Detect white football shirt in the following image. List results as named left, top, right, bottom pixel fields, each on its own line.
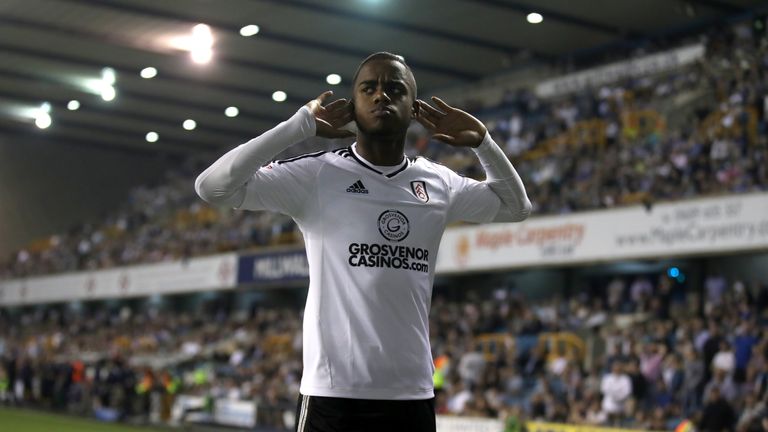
left=238, top=142, right=502, bottom=400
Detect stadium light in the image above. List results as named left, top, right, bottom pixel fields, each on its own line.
left=193, top=24, right=213, bottom=41
left=166, top=24, right=215, bottom=64
left=225, top=106, right=239, bottom=117
left=183, top=119, right=197, bottom=130
left=35, top=103, right=52, bottom=129
left=240, top=24, right=259, bottom=37
left=79, top=75, right=116, bottom=101
left=102, top=67, right=116, bottom=85
left=140, top=67, right=157, bottom=79
left=190, top=24, right=214, bottom=64
left=145, top=131, right=159, bottom=142
left=326, top=74, right=342, bottom=85
left=80, top=67, right=118, bottom=102
left=35, top=114, right=51, bottom=129
left=272, top=91, right=287, bottom=102
left=191, top=49, right=213, bottom=64
left=527, top=12, right=543, bottom=24
left=100, top=85, right=116, bottom=101
left=67, top=100, right=80, bottom=111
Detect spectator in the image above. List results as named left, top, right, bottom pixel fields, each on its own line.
left=713, top=340, right=737, bottom=376
left=625, top=358, right=648, bottom=409
left=703, top=321, right=725, bottom=380
left=705, top=272, right=728, bottom=308
left=639, top=342, right=667, bottom=383
left=607, top=277, right=626, bottom=312
left=630, top=277, right=654, bottom=309
left=734, top=321, right=760, bottom=383
left=682, top=345, right=705, bottom=414
left=446, top=380, right=472, bottom=414
left=585, top=399, right=607, bottom=425
left=600, top=361, right=633, bottom=424
left=736, top=393, right=765, bottom=432
left=704, top=369, right=737, bottom=403
left=458, top=341, right=486, bottom=388
left=699, top=387, right=737, bottom=432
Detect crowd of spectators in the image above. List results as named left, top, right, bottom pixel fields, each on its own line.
left=0, top=304, right=303, bottom=426
left=420, top=22, right=768, bottom=214
left=430, top=272, right=768, bottom=432
left=2, top=21, right=768, bottom=279
left=1, top=272, right=767, bottom=431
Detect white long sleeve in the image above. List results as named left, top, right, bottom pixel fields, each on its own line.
left=472, top=133, right=532, bottom=222
left=195, top=106, right=316, bottom=208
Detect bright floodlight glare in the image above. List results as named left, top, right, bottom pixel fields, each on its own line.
left=225, top=106, right=239, bottom=117
left=35, top=112, right=52, bottom=129
left=192, top=23, right=214, bottom=47
left=272, top=91, right=287, bottom=102
left=101, top=85, right=116, bottom=101
left=67, top=100, right=80, bottom=111
left=527, top=12, right=543, bottom=24
left=183, top=119, right=197, bottom=130
left=189, top=23, right=214, bottom=64
left=191, top=48, right=213, bottom=64
left=326, top=73, right=342, bottom=85
left=40, top=102, right=51, bottom=113
left=240, top=24, right=259, bottom=37
left=102, top=67, right=116, bottom=85
left=140, top=67, right=157, bottom=79
left=193, top=24, right=211, bottom=36
left=145, top=131, right=159, bottom=142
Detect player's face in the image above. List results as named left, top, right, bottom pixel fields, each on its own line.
left=353, top=60, right=416, bottom=136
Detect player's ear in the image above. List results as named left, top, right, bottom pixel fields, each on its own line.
left=411, top=100, right=417, bottom=118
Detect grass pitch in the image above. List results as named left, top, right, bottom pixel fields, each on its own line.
left=0, top=407, right=166, bottom=432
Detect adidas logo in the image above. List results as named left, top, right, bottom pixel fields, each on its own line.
left=346, top=180, right=369, bottom=194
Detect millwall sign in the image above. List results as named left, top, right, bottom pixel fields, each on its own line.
left=237, top=250, right=310, bottom=285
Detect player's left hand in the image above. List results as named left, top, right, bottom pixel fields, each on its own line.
left=415, top=96, right=487, bottom=148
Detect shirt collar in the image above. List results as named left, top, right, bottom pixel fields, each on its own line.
left=350, top=143, right=409, bottom=177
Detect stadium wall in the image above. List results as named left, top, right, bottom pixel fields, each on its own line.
left=0, top=133, right=170, bottom=256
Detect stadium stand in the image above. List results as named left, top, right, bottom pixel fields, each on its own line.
left=1, top=272, right=767, bottom=429
left=2, top=16, right=768, bottom=432
left=2, top=21, right=767, bottom=279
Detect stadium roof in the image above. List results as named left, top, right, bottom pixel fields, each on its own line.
left=0, top=0, right=764, bottom=156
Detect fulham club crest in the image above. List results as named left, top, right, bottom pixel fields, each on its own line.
left=410, top=181, right=429, bottom=203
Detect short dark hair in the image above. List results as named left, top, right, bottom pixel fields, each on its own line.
left=351, top=52, right=417, bottom=99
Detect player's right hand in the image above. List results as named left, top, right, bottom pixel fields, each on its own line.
left=306, top=91, right=356, bottom=139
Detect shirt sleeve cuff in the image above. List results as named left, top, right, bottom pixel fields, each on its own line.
left=297, top=106, right=317, bottom=139
left=471, top=131, right=496, bottom=156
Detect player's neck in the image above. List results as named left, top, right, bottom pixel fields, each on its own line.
left=355, top=135, right=405, bottom=166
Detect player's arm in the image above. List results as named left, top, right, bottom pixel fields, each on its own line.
left=195, top=91, right=354, bottom=210
left=416, top=96, right=532, bottom=223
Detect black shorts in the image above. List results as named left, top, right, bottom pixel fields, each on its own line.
left=294, top=393, right=436, bottom=432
